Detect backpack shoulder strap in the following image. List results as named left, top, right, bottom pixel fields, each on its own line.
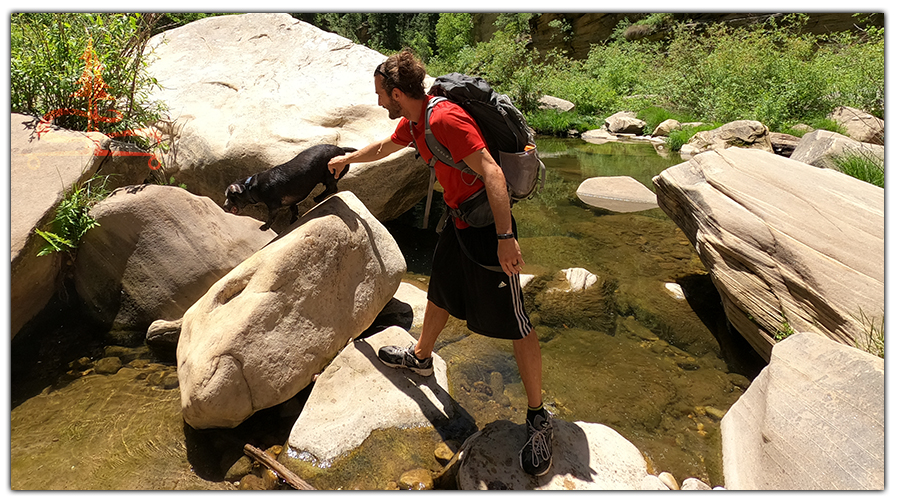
left=423, top=97, right=478, bottom=176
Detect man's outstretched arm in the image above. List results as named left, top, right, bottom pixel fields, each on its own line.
left=327, top=136, right=406, bottom=178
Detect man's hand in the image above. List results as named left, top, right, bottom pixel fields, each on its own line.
left=498, top=238, right=524, bottom=276
left=327, top=155, right=350, bottom=179
left=326, top=137, right=404, bottom=179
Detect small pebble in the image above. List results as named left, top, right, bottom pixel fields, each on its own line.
left=658, top=471, right=679, bottom=490
left=682, top=477, right=712, bottom=490
left=434, top=441, right=456, bottom=462
left=398, top=469, right=433, bottom=490
left=94, top=357, right=122, bottom=375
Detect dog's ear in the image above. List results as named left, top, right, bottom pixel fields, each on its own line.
left=227, top=183, right=244, bottom=195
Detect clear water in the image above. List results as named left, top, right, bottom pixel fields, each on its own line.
left=9, top=137, right=766, bottom=490
left=387, top=137, right=767, bottom=487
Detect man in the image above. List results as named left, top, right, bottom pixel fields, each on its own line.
left=327, top=49, right=552, bottom=477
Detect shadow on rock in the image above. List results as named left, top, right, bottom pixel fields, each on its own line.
left=354, top=338, right=478, bottom=443
left=676, top=273, right=766, bottom=379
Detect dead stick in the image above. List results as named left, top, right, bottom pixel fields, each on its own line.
left=243, top=443, right=316, bottom=490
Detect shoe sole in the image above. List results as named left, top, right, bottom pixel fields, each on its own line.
left=380, top=358, right=434, bottom=377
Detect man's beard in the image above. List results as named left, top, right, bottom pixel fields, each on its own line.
left=385, top=96, right=402, bottom=120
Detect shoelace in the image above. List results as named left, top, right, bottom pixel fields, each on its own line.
left=402, top=344, right=426, bottom=368
left=526, top=419, right=552, bottom=467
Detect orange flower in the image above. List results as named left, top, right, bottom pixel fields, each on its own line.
left=71, top=37, right=118, bottom=131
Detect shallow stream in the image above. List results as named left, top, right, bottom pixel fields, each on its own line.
left=9, top=137, right=766, bottom=490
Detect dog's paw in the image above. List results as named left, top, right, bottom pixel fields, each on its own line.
left=259, top=223, right=270, bottom=231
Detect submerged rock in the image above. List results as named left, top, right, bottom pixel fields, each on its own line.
left=398, top=469, right=434, bottom=490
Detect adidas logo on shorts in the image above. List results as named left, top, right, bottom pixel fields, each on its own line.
left=498, top=281, right=508, bottom=288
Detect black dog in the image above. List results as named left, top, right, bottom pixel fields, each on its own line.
left=223, top=144, right=357, bottom=231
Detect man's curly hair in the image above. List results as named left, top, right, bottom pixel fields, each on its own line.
left=375, top=48, right=426, bottom=100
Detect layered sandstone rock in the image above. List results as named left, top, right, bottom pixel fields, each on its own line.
left=653, top=148, right=883, bottom=360
left=721, top=332, right=884, bottom=490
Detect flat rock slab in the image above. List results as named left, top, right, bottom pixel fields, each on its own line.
left=457, top=419, right=648, bottom=490
left=286, top=326, right=465, bottom=464
left=721, top=332, right=884, bottom=490
left=576, top=176, right=658, bottom=212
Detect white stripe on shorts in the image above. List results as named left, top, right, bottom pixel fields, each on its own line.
left=508, top=273, right=532, bottom=338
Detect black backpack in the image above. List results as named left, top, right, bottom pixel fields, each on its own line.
left=411, top=73, right=545, bottom=229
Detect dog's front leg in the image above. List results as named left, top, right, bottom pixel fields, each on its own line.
left=289, top=204, right=299, bottom=225
left=260, top=210, right=275, bottom=231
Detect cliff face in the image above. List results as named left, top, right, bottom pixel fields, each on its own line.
left=474, top=13, right=884, bottom=60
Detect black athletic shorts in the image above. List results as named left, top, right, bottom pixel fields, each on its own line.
left=427, top=217, right=534, bottom=340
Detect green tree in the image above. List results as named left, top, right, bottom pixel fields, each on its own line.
left=435, top=13, right=473, bottom=61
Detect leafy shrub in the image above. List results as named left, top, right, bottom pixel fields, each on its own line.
left=664, top=123, right=719, bottom=152
left=814, top=21, right=885, bottom=118
left=10, top=13, right=166, bottom=142
left=35, top=175, right=111, bottom=256
left=435, top=13, right=474, bottom=63
left=526, top=109, right=603, bottom=137
left=423, top=13, right=883, bottom=132
left=661, top=15, right=833, bottom=129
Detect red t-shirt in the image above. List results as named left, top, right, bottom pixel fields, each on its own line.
left=391, top=96, right=487, bottom=228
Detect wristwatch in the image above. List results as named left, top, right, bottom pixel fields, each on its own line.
left=497, top=233, right=515, bottom=240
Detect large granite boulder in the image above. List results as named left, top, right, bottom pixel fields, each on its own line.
left=721, top=332, right=884, bottom=490
left=144, top=13, right=429, bottom=228
left=457, top=419, right=649, bottom=490
left=651, top=118, right=681, bottom=137
left=680, top=120, right=774, bottom=157
left=653, top=148, right=883, bottom=360
left=72, top=184, right=274, bottom=333
left=177, top=191, right=406, bottom=429
left=283, top=327, right=473, bottom=473
left=790, top=129, right=885, bottom=171
left=9, top=113, right=154, bottom=338
left=828, top=106, right=884, bottom=145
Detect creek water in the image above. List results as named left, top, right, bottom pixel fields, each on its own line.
left=9, top=137, right=766, bottom=490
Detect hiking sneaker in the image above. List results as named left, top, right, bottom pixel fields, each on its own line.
left=520, top=410, right=553, bottom=476
left=377, top=344, right=434, bottom=377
